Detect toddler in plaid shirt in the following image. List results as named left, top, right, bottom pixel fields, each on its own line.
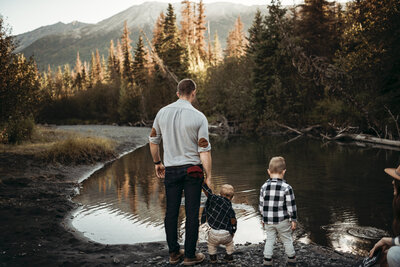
left=201, top=183, right=237, bottom=263
left=259, top=156, right=297, bottom=267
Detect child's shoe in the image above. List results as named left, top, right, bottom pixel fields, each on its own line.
left=287, top=255, right=297, bottom=267
left=224, top=253, right=234, bottom=263
left=209, top=254, right=217, bottom=263
left=263, top=257, right=273, bottom=266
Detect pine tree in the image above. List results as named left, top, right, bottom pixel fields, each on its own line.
left=74, top=52, right=84, bottom=91
left=160, top=4, right=188, bottom=80
left=225, top=16, right=248, bottom=58
left=95, top=49, right=104, bottom=82
left=62, top=64, right=72, bottom=97
left=297, top=0, right=336, bottom=59
left=108, top=40, right=120, bottom=82
left=247, top=9, right=263, bottom=55
left=121, top=21, right=134, bottom=84
left=153, top=12, right=165, bottom=54
left=133, top=36, right=148, bottom=87
left=180, top=0, right=195, bottom=46
left=211, top=31, right=223, bottom=65
left=195, top=0, right=207, bottom=59
left=115, top=40, right=123, bottom=76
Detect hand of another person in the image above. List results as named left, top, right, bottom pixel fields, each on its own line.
left=155, top=163, right=165, bottom=179
left=291, top=221, right=297, bottom=231
left=369, top=237, right=392, bottom=258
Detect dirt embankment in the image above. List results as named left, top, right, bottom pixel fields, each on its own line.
left=0, top=125, right=361, bottom=266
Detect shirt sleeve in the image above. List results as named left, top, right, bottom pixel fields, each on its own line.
left=285, top=186, right=297, bottom=222
left=259, top=186, right=264, bottom=215
left=202, top=183, right=213, bottom=197
left=393, top=236, right=400, bottom=246
left=149, top=112, right=162, bottom=145
left=197, top=115, right=211, bottom=153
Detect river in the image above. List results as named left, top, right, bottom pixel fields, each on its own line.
left=72, top=136, right=399, bottom=255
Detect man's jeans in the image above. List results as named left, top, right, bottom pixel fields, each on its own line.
left=164, top=165, right=203, bottom=258
left=263, top=219, right=296, bottom=258
left=388, top=246, right=400, bottom=267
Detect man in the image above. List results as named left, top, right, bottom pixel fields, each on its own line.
left=149, top=78, right=212, bottom=265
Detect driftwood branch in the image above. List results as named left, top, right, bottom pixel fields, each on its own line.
left=275, top=122, right=400, bottom=148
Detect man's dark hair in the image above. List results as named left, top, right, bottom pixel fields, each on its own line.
left=177, top=79, right=196, bottom=96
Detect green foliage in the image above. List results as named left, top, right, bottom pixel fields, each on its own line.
left=2, top=116, right=35, bottom=144
left=0, top=18, right=41, bottom=144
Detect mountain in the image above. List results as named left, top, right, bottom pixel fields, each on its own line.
left=15, top=21, right=90, bottom=52
left=17, top=2, right=267, bottom=70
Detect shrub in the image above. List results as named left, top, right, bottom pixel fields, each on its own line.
left=1, top=116, right=36, bottom=144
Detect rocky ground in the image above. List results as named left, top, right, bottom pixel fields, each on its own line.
left=0, top=125, right=362, bottom=266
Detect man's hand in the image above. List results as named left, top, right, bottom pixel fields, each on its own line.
left=291, top=221, right=297, bottom=231
left=155, top=163, right=165, bottom=179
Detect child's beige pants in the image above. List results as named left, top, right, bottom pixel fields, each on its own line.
left=207, top=228, right=234, bottom=255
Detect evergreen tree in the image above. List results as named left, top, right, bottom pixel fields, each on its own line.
left=73, top=52, right=83, bottom=92
left=251, top=0, right=308, bottom=127
left=153, top=12, right=165, bottom=54
left=180, top=0, right=195, bottom=46
left=107, top=40, right=120, bottom=82
left=210, top=31, right=223, bottom=66
left=160, top=4, right=188, bottom=80
left=121, top=21, right=134, bottom=84
left=247, top=9, right=263, bottom=55
left=297, top=0, right=336, bottom=59
left=95, top=49, right=104, bottom=83
left=225, top=16, right=248, bottom=58
left=115, top=40, right=123, bottom=76
left=133, top=36, right=148, bottom=87
left=195, top=0, right=207, bottom=59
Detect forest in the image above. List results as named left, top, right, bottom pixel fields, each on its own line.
left=1, top=0, right=399, bottom=143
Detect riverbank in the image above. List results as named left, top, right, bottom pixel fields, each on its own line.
left=0, top=125, right=361, bottom=266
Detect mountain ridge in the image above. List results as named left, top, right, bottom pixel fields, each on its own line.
left=16, top=2, right=268, bottom=69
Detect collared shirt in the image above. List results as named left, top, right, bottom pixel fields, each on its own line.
left=201, top=183, right=237, bottom=235
left=149, top=99, right=211, bottom=167
left=259, top=178, right=297, bottom=224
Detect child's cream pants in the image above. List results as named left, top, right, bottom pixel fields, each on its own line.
left=207, top=228, right=234, bottom=255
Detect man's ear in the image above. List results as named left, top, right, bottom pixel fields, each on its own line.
left=176, top=91, right=180, bottom=98
left=282, top=169, right=286, bottom=175
left=267, top=169, right=271, bottom=176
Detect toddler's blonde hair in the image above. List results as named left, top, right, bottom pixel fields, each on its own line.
left=220, top=184, right=234, bottom=199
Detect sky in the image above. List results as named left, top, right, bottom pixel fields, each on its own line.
left=0, top=0, right=343, bottom=35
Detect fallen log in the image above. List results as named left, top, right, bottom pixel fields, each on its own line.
left=275, top=122, right=400, bottom=148
left=333, top=133, right=400, bottom=147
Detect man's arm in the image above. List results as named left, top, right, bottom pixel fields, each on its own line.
left=200, top=151, right=211, bottom=186
left=150, top=142, right=165, bottom=179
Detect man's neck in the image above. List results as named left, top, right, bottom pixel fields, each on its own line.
left=179, top=96, right=193, bottom=103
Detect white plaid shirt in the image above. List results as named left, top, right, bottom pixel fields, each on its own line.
left=259, top=178, right=297, bottom=224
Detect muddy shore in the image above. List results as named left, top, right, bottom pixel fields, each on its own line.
left=0, top=125, right=361, bottom=266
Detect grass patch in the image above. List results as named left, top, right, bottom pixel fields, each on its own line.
left=0, top=125, right=116, bottom=164
left=41, top=136, right=116, bottom=164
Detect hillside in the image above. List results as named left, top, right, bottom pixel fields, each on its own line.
left=17, top=2, right=266, bottom=70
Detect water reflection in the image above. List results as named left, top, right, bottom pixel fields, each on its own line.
left=72, top=136, right=400, bottom=255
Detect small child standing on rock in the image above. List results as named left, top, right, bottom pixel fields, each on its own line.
left=201, top=182, right=237, bottom=263
left=260, top=156, right=297, bottom=267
